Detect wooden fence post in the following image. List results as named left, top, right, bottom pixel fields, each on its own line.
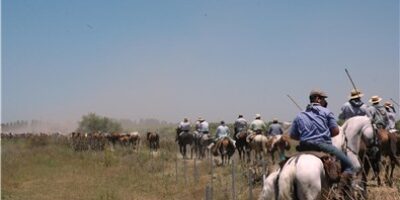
left=248, top=168, right=253, bottom=200
left=231, top=159, right=236, bottom=200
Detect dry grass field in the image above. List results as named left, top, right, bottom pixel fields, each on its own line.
left=2, top=131, right=400, bottom=200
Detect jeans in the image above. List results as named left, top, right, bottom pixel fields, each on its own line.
left=298, top=141, right=355, bottom=174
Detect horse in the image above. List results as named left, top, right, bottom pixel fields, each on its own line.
left=128, top=132, right=141, bottom=151
left=258, top=169, right=281, bottom=200
left=269, top=134, right=291, bottom=164
left=216, top=137, right=236, bottom=165
left=362, top=128, right=399, bottom=187
left=146, top=132, right=159, bottom=152
left=198, top=134, right=214, bottom=159
left=236, top=129, right=251, bottom=163
left=192, top=131, right=203, bottom=159
left=259, top=116, right=374, bottom=200
left=249, top=134, right=270, bottom=162
left=176, top=128, right=194, bottom=159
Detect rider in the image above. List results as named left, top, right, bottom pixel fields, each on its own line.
left=199, top=117, right=209, bottom=135
left=338, top=89, right=369, bottom=121
left=367, top=95, right=389, bottom=130
left=215, top=121, right=235, bottom=147
left=384, top=101, right=397, bottom=133
left=268, top=118, right=283, bottom=136
left=178, top=118, right=191, bottom=135
left=234, top=114, right=248, bottom=139
left=289, top=89, right=355, bottom=198
left=249, top=114, right=267, bottom=135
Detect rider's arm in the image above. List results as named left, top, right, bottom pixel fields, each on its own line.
left=330, top=127, right=339, bottom=137
left=289, top=119, right=300, bottom=141
left=327, top=111, right=339, bottom=137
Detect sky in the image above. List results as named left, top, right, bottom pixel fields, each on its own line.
left=2, top=0, right=399, bottom=126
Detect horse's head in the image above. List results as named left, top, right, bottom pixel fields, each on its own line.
left=339, top=115, right=375, bottom=171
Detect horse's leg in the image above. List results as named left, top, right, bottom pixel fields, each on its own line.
left=389, top=163, right=395, bottom=187
left=190, top=144, right=194, bottom=159
left=183, top=145, right=187, bottom=159
left=270, top=150, right=275, bottom=165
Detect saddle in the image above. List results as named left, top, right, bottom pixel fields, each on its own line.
left=280, top=151, right=341, bottom=183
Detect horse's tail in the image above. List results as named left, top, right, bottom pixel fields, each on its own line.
left=278, top=156, right=297, bottom=200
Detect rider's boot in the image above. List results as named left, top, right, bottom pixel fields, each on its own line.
left=336, top=172, right=353, bottom=200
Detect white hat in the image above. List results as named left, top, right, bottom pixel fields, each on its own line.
left=255, top=114, right=261, bottom=119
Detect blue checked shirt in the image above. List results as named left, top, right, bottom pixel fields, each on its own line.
left=290, top=103, right=338, bottom=144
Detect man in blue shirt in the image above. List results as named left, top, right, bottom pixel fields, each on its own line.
left=338, top=90, right=369, bottom=121
left=268, top=118, right=283, bottom=136
left=290, top=89, right=354, bottom=197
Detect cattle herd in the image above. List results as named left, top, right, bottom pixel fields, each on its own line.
left=1, top=131, right=145, bottom=152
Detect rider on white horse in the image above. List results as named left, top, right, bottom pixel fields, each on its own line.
left=290, top=89, right=355, bottom=198
left=247, top=114, right=267, bottom=142
left=338, top=89, right=369, bottom=121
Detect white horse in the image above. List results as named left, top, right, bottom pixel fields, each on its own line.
left=249, top=134, right=270, bottom=161
left=259, top=169, right=281, bottom=200
left=259, top=116, right=374, bottom=200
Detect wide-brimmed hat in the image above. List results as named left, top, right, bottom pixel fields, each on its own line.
left=349, top=89, right=364, bottom=100
left=198, top=117, right=204, bottom=121
left=384, top=101, right=393, bottom=108
left=272, top=118, right=278, bottom=123
left=255, top=114, right=261, bottom=119
left=309, top=89, right=328, bottom=98
left=369, top=95, right=382, bottom=104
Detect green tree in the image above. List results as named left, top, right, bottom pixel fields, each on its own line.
left=77, top=113, right=122, bottom=133
left=396, top=120, right=400, bottom=130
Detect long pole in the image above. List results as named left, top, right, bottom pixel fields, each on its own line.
left=345, top=68, right=358, bottom=92
left=390, top=98, right=400, bottom=107
left=287, top=94, right=302, bottom=111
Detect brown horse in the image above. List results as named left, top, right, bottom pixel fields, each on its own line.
left=146, top=132, right=159, bottom=152
left=268, top=134, right=291, bottom=164
left=235, top=130, right=251, bottom=163
left=363, top=128, right=399, bottom=187
left=216, top=137, right=235, bottom=165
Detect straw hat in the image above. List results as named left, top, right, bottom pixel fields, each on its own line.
left=384, top=101, right=393, bottom=108
left=349, top=89, right=364, bottom=100
left=272, top=118, right=278, bottom=123
left=369, top=95, right=382, bottom=104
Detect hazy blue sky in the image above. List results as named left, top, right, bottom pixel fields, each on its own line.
left=2, top=0, right=399, bottom=125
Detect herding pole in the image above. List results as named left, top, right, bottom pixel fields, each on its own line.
left=345, top=68, right=359, bottom=92
left=390, top=98, right=400, bottom=107
left=287, top=94, right=303, bottom=111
